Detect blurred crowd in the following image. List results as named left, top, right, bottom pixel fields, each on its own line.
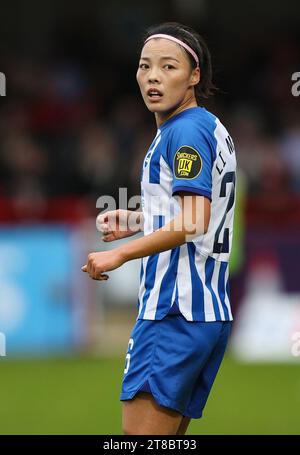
left=0, top=32, right=299, bottom=222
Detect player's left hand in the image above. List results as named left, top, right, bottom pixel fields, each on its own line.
left=81, top=249, right=124, bottom=280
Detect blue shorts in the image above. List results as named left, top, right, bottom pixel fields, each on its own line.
left=120, top=313, right=232, bottom=419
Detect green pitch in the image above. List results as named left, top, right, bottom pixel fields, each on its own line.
left=0, top=355, right=299, bottom=434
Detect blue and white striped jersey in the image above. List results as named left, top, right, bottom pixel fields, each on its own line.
left=137, top=106, right=236, bottom=322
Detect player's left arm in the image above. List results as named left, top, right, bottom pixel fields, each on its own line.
left=82, top=192, right=210, bottom=280
left=82, top=120, right=214, bottom=281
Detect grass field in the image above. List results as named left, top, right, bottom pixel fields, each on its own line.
left=0, top=354, right=299, bottom=435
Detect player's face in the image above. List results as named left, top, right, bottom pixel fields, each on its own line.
left=136, top=38, right=200, bottom=123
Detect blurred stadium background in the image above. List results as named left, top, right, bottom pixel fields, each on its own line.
left=0, top=0, right=300, bottom=435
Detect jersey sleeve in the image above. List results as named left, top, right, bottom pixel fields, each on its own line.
left=167, top=120, right=215, bottom=201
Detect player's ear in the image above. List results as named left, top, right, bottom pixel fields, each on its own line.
left=190, top=67, right=200, bottom=87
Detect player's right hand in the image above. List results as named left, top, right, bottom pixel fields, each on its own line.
left=96, top=209, right=142, bottom=242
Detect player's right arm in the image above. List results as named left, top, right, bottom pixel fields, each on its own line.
left=97, top=209, right=144, bottom=242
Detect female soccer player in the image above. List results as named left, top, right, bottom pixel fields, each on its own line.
left=82, top=22, right=236, bottom=435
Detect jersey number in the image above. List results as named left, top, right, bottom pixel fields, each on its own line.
left=213, top=171, right=236, bottom=254
left=124, top=338, right=134, bottom=374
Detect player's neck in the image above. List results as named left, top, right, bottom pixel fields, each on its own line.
left=155, top=98, right=198, bottom=128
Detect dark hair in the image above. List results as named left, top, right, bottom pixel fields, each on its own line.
left=139, top=22, right=216, bottom=103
